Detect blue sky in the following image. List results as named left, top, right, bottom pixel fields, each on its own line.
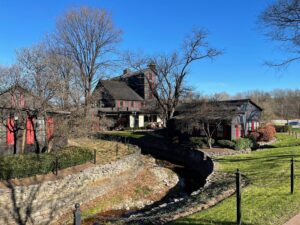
left=0, top=0, right=299, bottom=95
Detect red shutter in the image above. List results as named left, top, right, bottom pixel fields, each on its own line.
left=47, top=118, right=54, bottom=141
left=117, top=100, right=120, bottom=108
left=26, top=118, right=34, bottom=144
left=251, top=120, right=255, bottom=131
left=235, top=125, right=240, bottom=139
left=223, top=125, right=227, bottom=138
left=7, top=118, right=14, bottom=145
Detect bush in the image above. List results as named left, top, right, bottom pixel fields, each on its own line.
left=258, top=124, right=276, bottom=142
left=248, top=131, right=261, bottom=141
left=0, top=147, right=93, bottom=180
left=274, top=124, right=292, bottom=133
left=234, top=138, right=253, bottom=151
left=216, top=140, right=235, bottom=149
left=190, top=137, right=207, bottom=148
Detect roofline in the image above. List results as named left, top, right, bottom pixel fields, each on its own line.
left=218, top=99, right=263, bottom=111
left=97, top=80, right=144, bottom=101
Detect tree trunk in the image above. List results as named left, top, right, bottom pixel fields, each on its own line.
left=208, top=137, right=212, bottom=149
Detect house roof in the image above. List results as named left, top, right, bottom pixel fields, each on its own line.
left=176, top=99, right=263, bottom=112
left=218, top=99, right=263, bottom=111
left=111, top=68, right=149, bottom=81
left=0, top=84, right=33, bottom=96
left=175, top=99, right=263, bottom=121
left=100, top=80, right=143, bottom=101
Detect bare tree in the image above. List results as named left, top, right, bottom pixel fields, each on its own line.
left=178, top=100, right=231, bottom=148
left=260, top=0, right=300, bottom=67
left=125, top=28, right=222, bottom=122
left=16, top=43, right=58, bottom=108
left=51, top=6, right=122, bottom=114
left=47, top=50, right=81, bottom=110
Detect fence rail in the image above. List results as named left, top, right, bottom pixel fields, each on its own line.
left=71, top=156, right=300, bottom=225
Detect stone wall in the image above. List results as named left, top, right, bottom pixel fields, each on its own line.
left=0, top=148, right=143, bottom=225
left=96, top=133, right=214, bottom=179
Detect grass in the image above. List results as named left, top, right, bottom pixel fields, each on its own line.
left=271, top=133, right=300, bottom=148
left=174, top=134, right=300, bottom=225
left=68, top=138, right=136, bottom=165
left=102, top=130, right=147, bottom=139
left=292, top=128, right=300, bottom=133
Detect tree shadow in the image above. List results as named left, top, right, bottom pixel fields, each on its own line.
left=0, top=168, right=77, bottom=225
left=173, top=218, right=254, bottom=225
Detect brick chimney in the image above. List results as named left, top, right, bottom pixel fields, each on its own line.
left=148, top=63, right=156, bottom=72
left=123, top=68, right=131, bottom=75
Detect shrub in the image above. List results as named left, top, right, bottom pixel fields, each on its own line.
left=190, top=137, right=207, bottom=149
left=216, top=140, right=235, bottom=149
left=274, top=124, right=292, bottom=133
left=258, top=124, right=276, bottom=142
left=234, top=138, right=253, bottom=151
left=0, top=147, right=93, bottom=180
left=247, top=133, right=260, bottom=150
left=248, top=131, right=261, bottom=141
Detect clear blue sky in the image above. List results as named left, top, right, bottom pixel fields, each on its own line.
left=0, top=0, right=299, bottom=95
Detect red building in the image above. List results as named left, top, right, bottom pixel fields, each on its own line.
left=0, top=85, right=69, bottom=155
left=92, top=64, right=162, bottom=130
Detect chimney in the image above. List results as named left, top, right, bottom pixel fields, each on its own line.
left=148, top=62, right=156, bottom=72
left=123, top=68, right=131, bottom=75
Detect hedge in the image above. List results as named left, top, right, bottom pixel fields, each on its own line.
left=216, top=140, right=235, bottom=149
left=0, top=147, right=93, bottom=180
left=234, top=138, right=253, bottom=151
left=274, top=125, right=292, bottom=133
left=189, top=137, right=216, bottom=149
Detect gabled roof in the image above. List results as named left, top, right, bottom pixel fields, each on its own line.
left=175, top=99, right=263, bottom=121
left=99, top=80, right=143, bottom=101
left=0, top=84, right=33, bottom=96
left=218, top=99, right=263, bottom=111
left=176, top=99, right=263, bottom=112
left=111, top=68, right=149, bottom=81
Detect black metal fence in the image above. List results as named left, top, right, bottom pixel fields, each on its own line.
left=71, top=156, right=298, bottom=225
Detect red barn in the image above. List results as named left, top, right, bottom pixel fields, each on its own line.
left=0, top=85, right=70, bottom=155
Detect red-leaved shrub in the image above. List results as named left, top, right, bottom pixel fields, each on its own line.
left=257, top=124, right=276, bottom=142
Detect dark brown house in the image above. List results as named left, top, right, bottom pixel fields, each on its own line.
left=171, top=99, right=263, bottom=140
left=0, top=85, right=70, bottom=155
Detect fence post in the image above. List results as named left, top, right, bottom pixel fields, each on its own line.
left=236, top=169, right=242, bottom=225
left=291, top=157, right=294, bottom=194
left=93, top=149, right=97, bottom=164
left=116, top=143, right=119, bottom=158
left=55, top=156, right=58, bottom=176
left=74, top=203, right=81, bottom=225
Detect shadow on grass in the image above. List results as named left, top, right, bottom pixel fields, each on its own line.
left=173, top=218, right=254, bottom=225
left=216, top=153, right=300, bottom=164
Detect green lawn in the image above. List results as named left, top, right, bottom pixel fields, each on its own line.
left=292, top=128, right=300, bottom=133
left=271, top=133, right=300, bottom=148
left=174, top=134, right=300, bottom=225
left=102, top=130, right=147, bottom=139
